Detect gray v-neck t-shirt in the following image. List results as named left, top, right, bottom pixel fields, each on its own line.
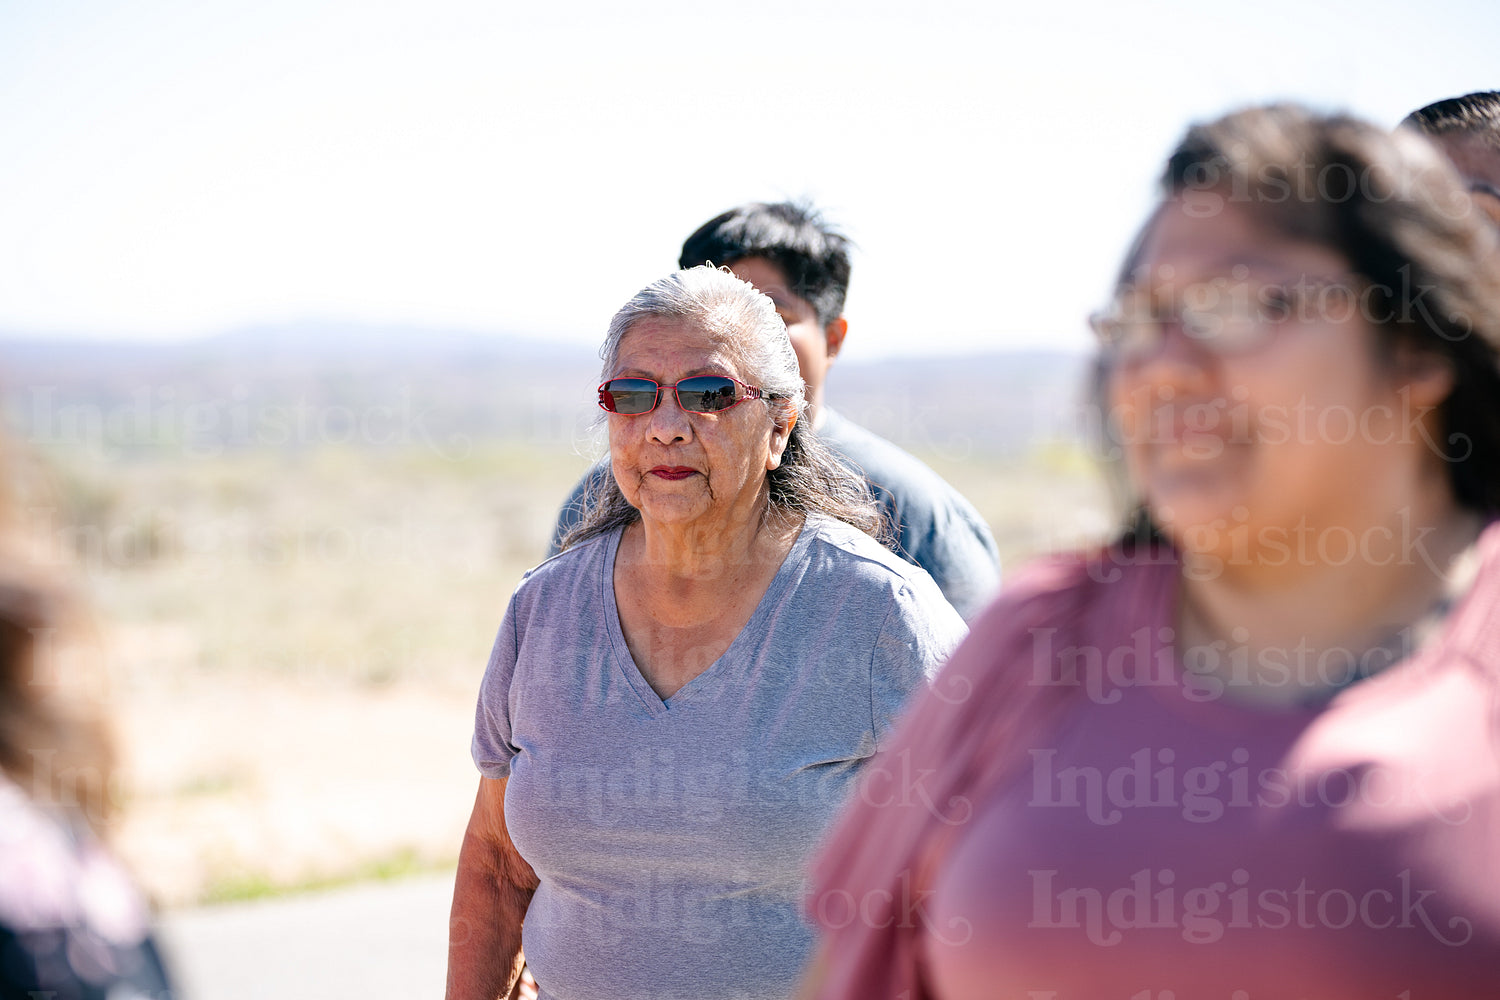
left=472, top=514, right=967, bottom=1000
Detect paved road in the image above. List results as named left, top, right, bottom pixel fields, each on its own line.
left=156, top=869, right=457, bottom=1000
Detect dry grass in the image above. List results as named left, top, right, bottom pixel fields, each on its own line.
left=28, top=437, right=1109, bottom=907
left=35, top=442, right=592, bottom=906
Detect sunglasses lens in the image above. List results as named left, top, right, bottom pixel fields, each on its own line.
left=675, top=376, right=739, bottom=412
left=600, top=378, right=659, bottom=414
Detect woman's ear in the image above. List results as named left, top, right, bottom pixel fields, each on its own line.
left=1391, top=338, right=1455, bottom=409
left=766, top=406, right=798, bottom=471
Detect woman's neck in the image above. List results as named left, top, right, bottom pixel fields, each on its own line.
left=1175, top=494, right=1484, bottom=707
left=613, top=506, right=804, bottom=699
left=621, top=503, right=802, bottom=624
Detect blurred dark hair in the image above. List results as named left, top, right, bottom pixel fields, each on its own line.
left=678, top=201, right=853, bottom=327
left=1094, top=103, right=1500, bottom=541
left=1403, top=91, right=1500, bottom=151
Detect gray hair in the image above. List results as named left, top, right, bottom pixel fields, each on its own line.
left=561, top=266, right=888, bottom=549
left=601, top=264, right=807, bottom=414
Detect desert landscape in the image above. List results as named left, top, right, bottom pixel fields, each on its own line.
left=2, top=332, right=1111, bottom=908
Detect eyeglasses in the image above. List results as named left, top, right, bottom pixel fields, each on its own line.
left=1091, top=275, right=1362, bottom=363
left=597, top=375, right=766, bottom=415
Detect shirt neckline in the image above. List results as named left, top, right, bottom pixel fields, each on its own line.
left=601, top=515, right=817, bottom=715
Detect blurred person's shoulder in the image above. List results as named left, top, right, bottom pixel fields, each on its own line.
left=966, top=542, right=1177, bottom=642
left=819, top=408, right=1002, bottom=614
left=0, top=774, right=165, bottom=983
left=547, top=460, right=610, bottom=557
left=819, top=408, right=977, bottom=506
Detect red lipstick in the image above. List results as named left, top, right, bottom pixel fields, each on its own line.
left=651, top=466, right=697, bottom=480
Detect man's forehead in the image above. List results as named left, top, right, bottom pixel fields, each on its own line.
left=1432, top=134, right=1500, bottom=228
left=728, top=257, right=815, bottom=312
left=1434, top=133, right=1500, bottom=191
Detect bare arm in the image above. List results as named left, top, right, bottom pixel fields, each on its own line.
left=446, top=776, right=539, bottom=1000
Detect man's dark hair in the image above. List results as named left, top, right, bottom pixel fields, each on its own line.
left=1403, top=91, right=1500, bottom=151
left=678, top=201, right=852, bottom=326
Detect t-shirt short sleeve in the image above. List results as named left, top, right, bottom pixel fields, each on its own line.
left=471, top=592, right=523, bottom=779
left=870, top=577, right=967, bottom=748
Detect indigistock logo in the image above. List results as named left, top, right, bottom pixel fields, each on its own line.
left=1175, top=150, right=1477, bottom=225
left=520, top=866, right=810, bottom=948
left=1028, top=624, right=1434, bottom=705
left=22, top=384, right=472, bottom=459
left=1027, top=747, right=1472, bottom=826
left=25, top=503, right=482, bottom=576
left=810, top=866, right=972, bottom=946
left=856, top=747, right=973, bottom=826
left=1028, top=868, right=1473, bottom=947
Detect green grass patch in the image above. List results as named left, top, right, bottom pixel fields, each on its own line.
left=199, top=847, right=457, bottom=906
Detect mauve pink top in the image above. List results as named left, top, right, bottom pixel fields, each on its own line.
left=809, top=527, right=1500, bottom=999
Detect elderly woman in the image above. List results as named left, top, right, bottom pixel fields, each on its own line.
left=446, top=266, right=966, bottom=1000
left=802, top=105, right=1500, bottom=998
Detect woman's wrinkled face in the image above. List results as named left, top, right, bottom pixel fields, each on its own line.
left=607, top=316, right=792, bottom=529
left=1104, top=190, right=1449, bottom=562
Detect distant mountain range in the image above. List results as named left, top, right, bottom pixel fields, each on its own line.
left=0, top=323, right=1093, bottom=459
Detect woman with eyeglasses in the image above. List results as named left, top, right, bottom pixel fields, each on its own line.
left=799, top=105, right=1500, bottom=999
left=446, top=265, right=966, bottom=1000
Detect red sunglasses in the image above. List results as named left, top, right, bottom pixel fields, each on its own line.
left=597, top=375, right=765, bottom=415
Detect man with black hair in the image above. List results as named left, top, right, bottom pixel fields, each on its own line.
left=1404, top=91, right=1500, bottom=227
left=550, top=201, right=1000, bottom=620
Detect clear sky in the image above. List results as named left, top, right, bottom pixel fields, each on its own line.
left=1, top=0, right=1496, bottom=359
